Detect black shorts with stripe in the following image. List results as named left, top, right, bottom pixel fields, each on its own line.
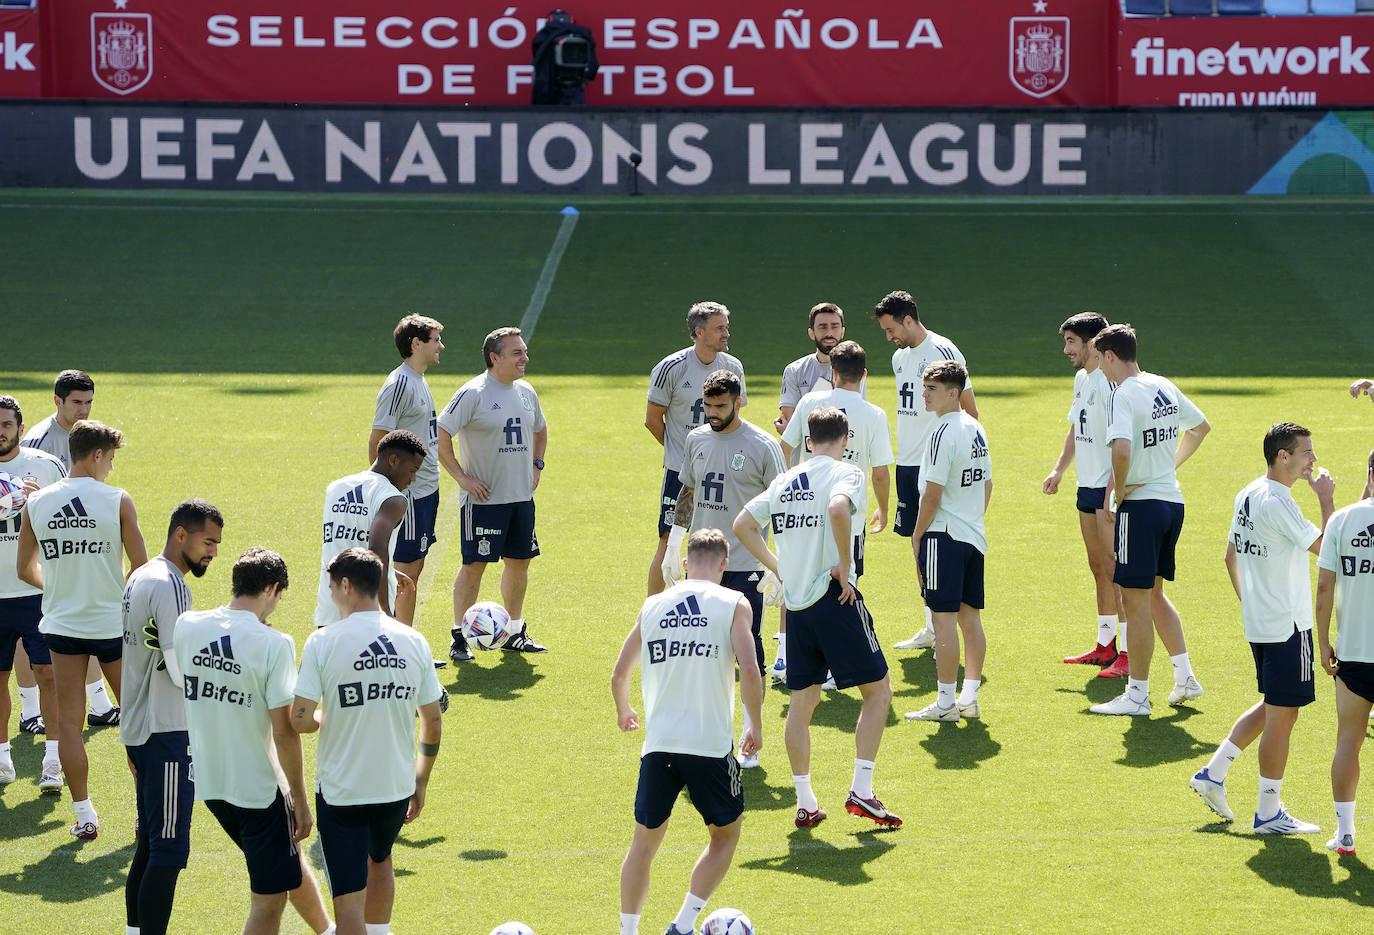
left=635, top=750, right=743, bottom=829
left=128, top=730, right=194, bottom=869
left=1251, top=626, right=1316, bottom=708
left=206, top=789, right=303, bottom=895
left=785, top=580, right=887, bottom=691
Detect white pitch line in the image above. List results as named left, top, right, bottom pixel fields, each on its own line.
left=518, top=208, right=580, bottom=342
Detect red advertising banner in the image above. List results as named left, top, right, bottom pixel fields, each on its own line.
left=0, top=10, right=40, bottom=98
left=33, top=0, right=1111, bottom=106
left=1117, top=15, right=1374, bottom=108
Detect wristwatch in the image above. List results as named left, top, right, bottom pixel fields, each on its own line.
left=532, top=458, right=545, bottom=470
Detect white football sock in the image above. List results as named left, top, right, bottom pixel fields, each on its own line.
left=1097, top=615, right=1117, bottom=647
left=1169, top=652, right=1194, bottom=686
left=127, top=926, right=141, bottom=935
left=44, top=739, right=59, bottom=763
left=620, top=913, right=640, bottom=935
left=793, top=774, right=818, bottom=812
left=73, top=797, right=98, bottom=825
left=509, top=617, right=526, bottom=635
left=1127, top=678, right=1149, bottom=701
left=1205, top=739, right=1243, bottom=782
left=1118, top=619, right=1128, bottom=651
left=0, top=741, right=10, bottom=766
left=775, top=633, right=787, bottom=665
left=936, top=681, right=956, bottom=709
left=319, top=925, right=336, bottom=935
left=364, top=923, right=389, bottom=935
left=957, top=679, right=981, bottom=706
left=1257, top=776, right=1283, bottom=821
left=852, top=758, right=875, bottom=799
left=18, top=685, right=38, bottom=720
left=672, top=893, right=707, bottom=933
left=1336, top=800, right=1356, bottom=839
left=87, top=680, right=114, bottom=715
left=923, top=606, right=934, bottom=629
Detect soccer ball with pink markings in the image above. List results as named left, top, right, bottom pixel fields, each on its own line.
left=0, top=473, right=26, bottom=523
left=462, top=601, right=513, bottom=650
left=702, top=908, right=755, bottom=935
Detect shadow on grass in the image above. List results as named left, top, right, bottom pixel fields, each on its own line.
left=1053, top=674, right=1127, bottom=707
left=0, top=792, right=63, bottom=840
left=222, top=385, right=310, bottom=396
left=894, top=653, right=938, bottom=699
left=458, top=848, right=509, bottom=861
left=0, top=839, right=135, bottom=901
left=1244, top=836, right=1374, bottom=907
left=444, top=652, right=543, bottom=700
left=739, top=829, right=897, bottom=886
left=1117, top=706, right=1210, bottom=768
left=808, top=691, right=900, bottom=732
left=740, top=765, right=795, bottom=813
left=914, top=718, right=1002, bottom=770
left=4, top=376, right=52, bottom=392
left=1189, top=387, right=1273, bottom=397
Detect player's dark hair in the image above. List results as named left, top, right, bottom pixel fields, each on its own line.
left=1060, top=312, right=1109, bottom=342
left=686, top=528, right=729, bottom=564
left=1367, top=449, right=1374, bottom=476
left=1093, top=324, right=1138, bottom=362
left=873, top=290, right=918, bottom=324
left=923, top=360, right=968, bottom=393
left=483, top=327, right=522, bottom=370
left=807, top=406, right=849, bottom=446
left=687, top=301, right=729, bottom=340
left=327, top=547, right=383, bottom=597
left=167, top=498, right=224, bottom=539
left=378, top=429, right=427, bottom=460
left=1263, top=422, right=1311, bottom=466
left=829, top=341, right=866, bottom=383
left=394, top=314, right=443, bottom=360
left=232, top=547, right=288, bottom=597
left=809, top=302, right=844, bottom=329
left=68, top=420, right=124, bottom=463
left=0, top=395, right=20, bottom=424
left=701, top=369, right=741, bottom=400
left=53, top=370, right=94, bottom=401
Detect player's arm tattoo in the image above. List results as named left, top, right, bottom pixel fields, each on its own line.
left=673, top=486, right=695, bottom=529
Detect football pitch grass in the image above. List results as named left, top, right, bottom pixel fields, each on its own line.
left=2, top=190, right=1374, bottom=933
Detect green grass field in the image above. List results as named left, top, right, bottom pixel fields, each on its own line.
left=3, top=191, right=1374, bottom=934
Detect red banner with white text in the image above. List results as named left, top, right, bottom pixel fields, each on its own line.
left=1116, top=15, right=1374, bottom=108
left=0, top=9, right=40, bottom=97
left=31, top=0, right=1112, bottom=106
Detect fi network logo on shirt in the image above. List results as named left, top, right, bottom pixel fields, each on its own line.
left=354, top=633, right=407, bottom=671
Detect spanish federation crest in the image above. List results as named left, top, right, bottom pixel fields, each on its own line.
left=92, top=13, right=153, bottom=95
left=1009, top=16, right=1068, bottom=99
left=731, top=452, right=746, bottom=472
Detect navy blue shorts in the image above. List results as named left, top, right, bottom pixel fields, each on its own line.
left=1336, top=660, right=1374, bottom=705
left=206, top=790, right=303, bottom=895
left=44, top=632, right=122, bottom=664
left=0, top=595, right=48, bottom=668
left=720, top=570, right=765, bottom=674
left=461, top=499, right=539, bottom=565
left=1251, top=627, right=1316, bottom=708
left=893, top=465, right=920, bottom=537
left=918, top=531, right=985, bottom=613
left=128, top=731, right=194, bottom=869
left=657, top=469, right=683, bottom=537
left=316, top=793, right=410, bottom=897
left=785, top=580, right=887, bottom=691
left=635, top=750, right=743, bottom=829
left=854, top=532, right=866, bottom=580
left=394, top=489, right=439, bottom=564
left=1077, top=486, right=1108, bottom=514
left=1113, top=499, right=1185, bottom=588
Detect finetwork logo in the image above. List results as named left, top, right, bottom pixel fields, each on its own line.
left=354, top=633, right=408, bottom=670
left=193, top=634, right=242, bottom=674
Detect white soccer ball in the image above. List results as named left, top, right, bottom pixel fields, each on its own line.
left=0, top=472, right=26, bottom=523
left=488, top=923, right=536, bottom=935
left=462, top=601, right=513, bottom=650
left=702, top=908, right=755, bottom=935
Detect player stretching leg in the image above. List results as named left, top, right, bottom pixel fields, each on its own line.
left=736, top=407, right=900, bottom=829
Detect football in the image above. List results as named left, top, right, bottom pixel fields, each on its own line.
left=702, top=908, right=755, bottom=935
left=488, top=923, right=536, bottom=935
left=462, top=601, right=513, bottom=650
left=0, top=472, right=26, bottom=523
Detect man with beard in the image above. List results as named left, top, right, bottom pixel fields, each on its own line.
left=120, top=499, right=223, bottom=935
left=645, top=302, right=747, bottom=597
left=661, top=370, right=784, bottom=769
left=775, top=303, right=849, bottom=444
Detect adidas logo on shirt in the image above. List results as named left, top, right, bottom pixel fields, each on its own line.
left=971, top=431, right=988, bottom=459
left=47, top=497, right=97, bottom=530
left=193, top=635, right=242, bottom=674
left=658, top=594, right=709, bottom=629
left=1151, top=389, right=1178, bottom=419
left=778, top=473, right=814, bottom=503
left=354, top=633, right=408, bottom=670
left=1351, top=523, right=1374, bottom=548
left=1237, top=497, right=1255, bottom=531
left=330, top=485, right=368, bottom=516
